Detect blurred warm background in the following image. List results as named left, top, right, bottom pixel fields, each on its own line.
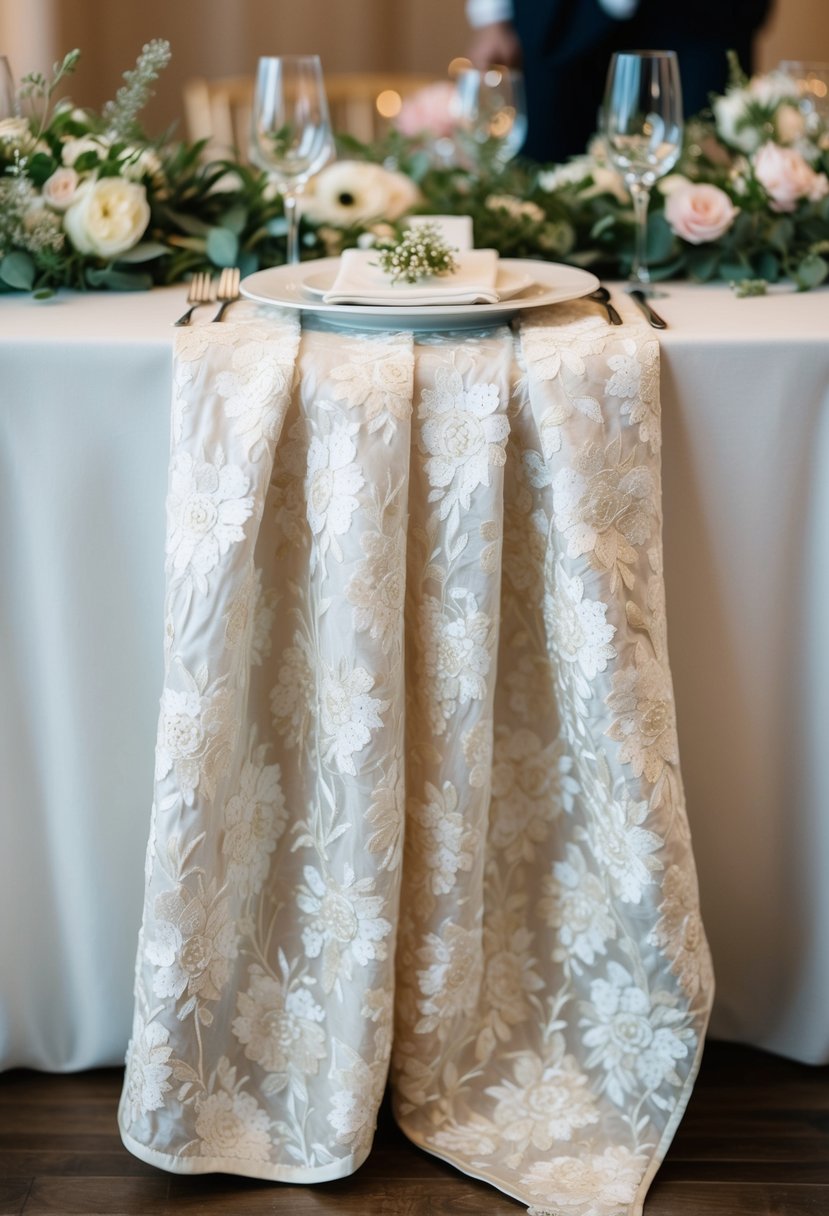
left=2, top=0, right=829, bottom=136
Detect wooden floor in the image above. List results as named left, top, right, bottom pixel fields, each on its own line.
left=0, top=1041, right=827, bottom=1215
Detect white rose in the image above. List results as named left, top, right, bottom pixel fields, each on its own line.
left=42, top=167, right=81, bottom=212
left=301, top=160, right=420, bottom=225
left=713, top=90, right=759, bottom=153
left=664, top=183, right=739, bottom=244
left=753, top=142, right=829, bottom=212
left=0, top=117, right=31, bottom=145
left=749, top=71, right=798, bottom=107
left=61, top=136, right=106, bottom=167
left=63, top=176, right=151, bottom=257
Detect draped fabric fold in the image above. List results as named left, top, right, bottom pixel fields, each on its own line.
left=119, top=302, right=713, bottom=1216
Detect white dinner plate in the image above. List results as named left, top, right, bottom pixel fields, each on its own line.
left=240, top=258, right=600, bottom=331
left=300, top=263, right=536, bottom=302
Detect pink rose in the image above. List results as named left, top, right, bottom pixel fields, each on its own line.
left=753, top=142, right=829, bottom=212
left=664, top=183, right=739, bottom=244
left=394, top=82, right=458, bottom=139
left=41, top=166, right=81, bottom=212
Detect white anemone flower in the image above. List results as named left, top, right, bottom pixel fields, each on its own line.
left=301, top=160, right=420, bottom=226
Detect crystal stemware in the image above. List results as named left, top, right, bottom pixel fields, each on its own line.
left=250, top=55, right=333, bottom=264
left=453, top=66, right=527, bottom=173
left=778, top=60, right=829, bottom=131
left=0, top=56, right=15, bottom=120
left=602, top=50, right=683, bottom=294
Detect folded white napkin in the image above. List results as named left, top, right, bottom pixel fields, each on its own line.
left=323, top=248, right=500, bottom=306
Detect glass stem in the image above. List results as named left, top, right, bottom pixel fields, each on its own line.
left=284, top=191, right=300, bottom=265
left=629, top=181, right=651, bottom=287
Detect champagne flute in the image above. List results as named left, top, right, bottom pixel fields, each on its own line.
left=602, top=50, right=683, bottom=293
left=0, top=56, right=15, bottom=120
left=250, top=55, right=333, bottom=264
left=453, top=66, right=528, bottom=172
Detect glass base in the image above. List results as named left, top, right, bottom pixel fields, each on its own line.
left=626, top=283, right=670, bottom=299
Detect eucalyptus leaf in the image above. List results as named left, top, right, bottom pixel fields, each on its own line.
left=206, top=226, right=239, bottom=267
left=645, top=212, right=675, bottom=263
left=794, top=253, right=828, bottom=290
left=84, top=266, right=154, bottom=291
left=114, top=241, right=170, bottom=263
left=220, top=203, right=248, bottom=235
left=0, top=252, right=36, bottom=290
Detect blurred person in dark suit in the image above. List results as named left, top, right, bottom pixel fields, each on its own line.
left=466, top=0, right=774, bottom=162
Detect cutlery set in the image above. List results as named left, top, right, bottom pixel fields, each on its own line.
left=590, top=285, right=668, bottom=328
left=174, top=267, right=241, bottom=326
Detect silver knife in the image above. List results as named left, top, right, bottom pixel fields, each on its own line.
left=629, top=289, right=668, bottom=329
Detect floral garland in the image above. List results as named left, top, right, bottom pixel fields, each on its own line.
left=1, top=45, right=828, bottom=294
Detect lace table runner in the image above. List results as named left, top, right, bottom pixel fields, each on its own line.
left=119, top=302, right=713, bottom=1216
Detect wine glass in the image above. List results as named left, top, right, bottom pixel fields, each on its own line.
left=0, top=56, right=15, bottom=120
left=602, top=50, right=683, bottom=293
left=778, top=60, right=829, bottom=131
left=453, top=66, right=528, bottom=172
left=250, top=55, right=333, bottom=264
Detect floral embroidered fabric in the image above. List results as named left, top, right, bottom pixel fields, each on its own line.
left=119, top=302, right=714, bottom=1216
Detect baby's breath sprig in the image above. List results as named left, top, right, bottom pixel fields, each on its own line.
left=374, top=222, right=459, bottom=285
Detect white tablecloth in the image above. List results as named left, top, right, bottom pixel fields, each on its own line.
left=1, top=283, right=828, bottom=1070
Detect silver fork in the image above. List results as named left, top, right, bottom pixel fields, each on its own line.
left=173, top=272, right=213, bottom=326
left=211, top=267, right=241, bottom=322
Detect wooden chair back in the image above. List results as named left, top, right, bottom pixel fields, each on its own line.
left=183, top=71, right=438, bottom=158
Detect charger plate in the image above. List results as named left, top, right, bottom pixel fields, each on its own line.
left=240, top=257, right=599, bottom=331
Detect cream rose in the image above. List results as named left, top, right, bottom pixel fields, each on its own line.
left=63, top=177, right=151, bottom=257
left=42, top=167, right=82, bottom=212
left=753, top=142, right=829, bottom=212
left=61, top=136, right=106, bottom=167
left=713, top=90, right=759, bottom=153
left=301, top=160, right=420, bottom=225
left=664, top=182, right=739, bottom=244
left=0, top=116, right=31, bottom=146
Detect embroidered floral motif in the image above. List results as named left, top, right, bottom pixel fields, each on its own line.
left=166, top=448, right=254, bottom=594
left=605, top=642, right=679, bottom=783
left=552, top=441, right=656, bottom=590
left=522, top=1146, right=649, bottom=1216
left=415, top=922, right=484, bottom=1034
left=406, top=780, right=477, bottom=898
left=154, top=660, right=235, bottom=807
left=298, top=865, right=392, bottom=995
left=418, top=366, right=509, bottom=523
left=215, top=326, right=298, bottom=459
left=544, top=562, right=617, bottom=680
left=122, top=1015, right=173, bottom=1122
left=319, top=660, right=389, bottom=776
left=488, top=1039, right=599, bottom=1152
left=580, top=962, right=693, bottom=1106
left=147, top=879, right=238, bottom=1007
left=232, top=963, right=326, bottom=1083
left=222, top=742, right=287, bottom=898
left=346, top=524, right=406, bottom=654
left=305, top=422, right=364, bottom=564
left=419, top=592, right=493, bottom=736
left=538, top=843, right=616, bottom=969
left=194, top=1079, right=272, bottom=1162
left=330, top=341, right=414, bottom=442
left=490, top=728, right=563, bottom=862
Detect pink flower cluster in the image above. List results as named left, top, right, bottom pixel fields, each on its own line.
left=394, top=82, right=458, bottom=140
left=752, top=143, right=829, bottom=213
